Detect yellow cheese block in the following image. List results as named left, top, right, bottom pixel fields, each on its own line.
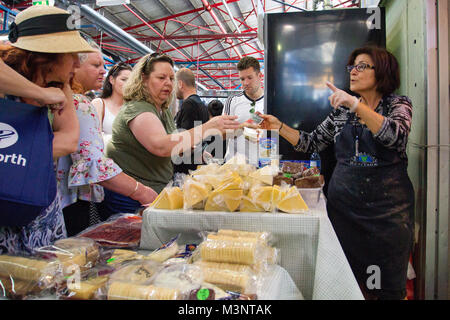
left=239, top=197, right=264, bottom=212
left=152, top=187, right=183, bottom=210
left=183, top=180, right=211, bottom=209
left=249, top=165, right=274, bottom=186
left=205, top=189, right=243, bottom=212
left=277, top=186, right=308, bottom=213
left=215, top=172, right=243, bottom=191
left=247, top=185, right=284, bottom=212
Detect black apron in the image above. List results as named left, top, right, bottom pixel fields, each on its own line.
left=326, top=102, right=414, bottom=295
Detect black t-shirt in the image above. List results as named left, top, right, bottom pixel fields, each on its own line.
left=174, top=94, right=209, bottom=174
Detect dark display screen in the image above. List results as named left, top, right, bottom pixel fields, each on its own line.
left=264, top=8, right=385, bottom=193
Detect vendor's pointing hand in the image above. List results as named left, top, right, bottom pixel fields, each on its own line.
left=326, top=81, right=359, bottom=112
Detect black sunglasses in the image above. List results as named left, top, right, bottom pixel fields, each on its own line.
left=109, top=62, right=130, bottom=76
left=346, top=62, right=375, bottom=73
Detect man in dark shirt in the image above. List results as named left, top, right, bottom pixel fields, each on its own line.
left=173, top=68, right=210, bottom=174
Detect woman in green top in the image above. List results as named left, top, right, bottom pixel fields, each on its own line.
left=103, top=53, right=240, bottom=215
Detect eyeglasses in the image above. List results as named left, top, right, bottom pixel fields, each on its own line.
left=346, top=62, right=375, bottom=73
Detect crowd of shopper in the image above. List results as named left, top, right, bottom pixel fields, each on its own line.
left=0, top=5, right=416, bottom=300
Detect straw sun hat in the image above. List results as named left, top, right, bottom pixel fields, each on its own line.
left=8, top=5, right=95, bottom=53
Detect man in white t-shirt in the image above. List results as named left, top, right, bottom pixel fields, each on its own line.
left=222, top=56, right=264, bottom=166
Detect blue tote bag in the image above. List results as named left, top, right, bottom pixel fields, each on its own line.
left=0, top=98, right=56, bottom=227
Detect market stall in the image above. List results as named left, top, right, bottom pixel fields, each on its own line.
left=141, top=196, right=363, bottom=300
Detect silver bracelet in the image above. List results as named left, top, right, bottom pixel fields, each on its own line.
left=128, top=181, right=140, bottom=198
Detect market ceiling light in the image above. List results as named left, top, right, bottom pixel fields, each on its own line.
left=96, top=0, right=130, bottom=6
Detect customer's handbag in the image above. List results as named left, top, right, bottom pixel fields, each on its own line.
left=0, top=98, right=56, bottom=227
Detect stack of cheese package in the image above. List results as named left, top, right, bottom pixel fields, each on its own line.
left=193, top=229, right=279, bottom=299
left=151, top=154, right=309, bottom=214
left=1, top=228, right=279, bottom=300
left=0, top=237, right=101, bottom=300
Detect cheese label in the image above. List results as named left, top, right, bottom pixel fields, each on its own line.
left=196, top=288, right=211, bottom=300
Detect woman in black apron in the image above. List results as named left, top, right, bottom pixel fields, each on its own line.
left=255, top=46, right=414, bottom=300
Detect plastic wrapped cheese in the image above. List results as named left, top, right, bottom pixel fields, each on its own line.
left=35, top=237, right=100, bottom=274
left=183, top=178, right=211, bottom=210
left=107, top=282, right=180, bottom=300
left=0, top=255, right=62, bottom=285
left=204, top=189, right=243, bottom=212
left=276, top=186, right=309, bottom=213
left=109, top=260, right=162, bottom=284
left=199, top=238, right=264, bottom=266
left=151, top=186, right=183, bottom=210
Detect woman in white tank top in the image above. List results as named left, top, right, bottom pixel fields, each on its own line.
left=92, top=62, right=132, bottom=147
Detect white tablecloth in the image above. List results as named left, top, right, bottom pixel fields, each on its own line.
left=141, top=196, right=364, bottom=300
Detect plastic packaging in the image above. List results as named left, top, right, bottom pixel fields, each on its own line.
left=298, top=187, right=322, bottom=208
left=216, top=229, right=273, bottom=245
left=182, top=178, right=211, bottom=210
left=146, top=235, right=180, bottom=263
left=108, top=260, right=162, bottom=284
left=276, top=185, right=309, bottom=214
left=57, top=265, right=114, bottom=300
left=310, top=152, right=321, bottom=172
left=77, top=214, right=142, bottom=248
left=0, top=276, right=45, bottom=300
left=150, top=185, right=184, bottom=210
left=294, top=174, right=324, bottom=188
left=104, top=249, right=145, bottom=266
left=107, top=281, right=180, bottom=300
left=0, top=255, right=63, bottom=298
left=246, top=185, right=283, bottom=212
left=204, top=189, right=243, bottom=212
left=35, top=237, right=100, bottom=275
left=146, top=264, right=204, bottom=300
left=199, top=238, right=265, bottom=266
left=194, top=261, right=258, bottom=295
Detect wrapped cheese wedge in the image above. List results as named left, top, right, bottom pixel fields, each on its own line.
left=276, top=186, right=308, bottom=213
left=183, top=179, right=211, bottom=210
left=249, top=165, right=274, bottom=186
left=239, top=196, right=264, bottom=212
left=204, top=189, right=243, bottom=212
left=247, top=185, right=283, bottom=212
left=151, top=186, right=183, bottom=210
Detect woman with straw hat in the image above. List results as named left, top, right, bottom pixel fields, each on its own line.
left=0, top=5, right=95, bottom=255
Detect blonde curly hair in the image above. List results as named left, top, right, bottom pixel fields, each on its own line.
left=123, top=53, right=175, bottom=109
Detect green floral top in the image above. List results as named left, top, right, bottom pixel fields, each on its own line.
left=56, top=94, right=122, bottom=208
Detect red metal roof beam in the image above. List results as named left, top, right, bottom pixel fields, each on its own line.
left=201, top=0, right=242, bottom=59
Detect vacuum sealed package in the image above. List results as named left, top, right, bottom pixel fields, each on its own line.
left=199, top=237, right=265, bottom=266
left=104, top=249, right=145, bottom=266
left=57, top=264, right=114, bottom=300
left=77, top=214, right=142, bottom=248
left=146, top=235, right=180, bottom=263
left=193, top=260, right=258, bottom=296
left=35, top=237, right=100, bottom=275
left=149, top=264, right=204, bottom=300
left=107, top=282, right=181, bottom=300
left=108, top=260, right=162, bottom=284
left=0, top=255, right=63, bottom=299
